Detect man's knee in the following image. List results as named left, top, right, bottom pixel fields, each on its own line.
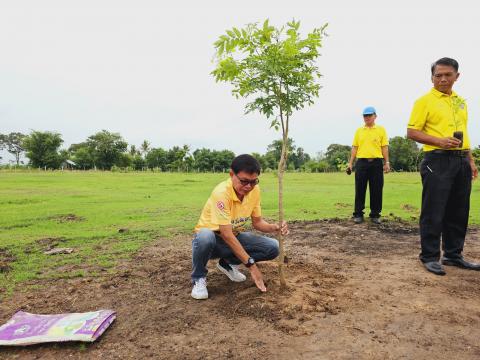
left=266, top=238, right=280, bottom=260
left=193, top=228, right=217, bottom=251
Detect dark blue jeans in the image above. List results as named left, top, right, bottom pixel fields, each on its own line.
left=191, top=228, right=280, bottom=281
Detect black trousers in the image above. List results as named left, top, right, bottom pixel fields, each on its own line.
left=419, top=152, right=472, bottom=263
left=354, top=158, right=384, bottom=218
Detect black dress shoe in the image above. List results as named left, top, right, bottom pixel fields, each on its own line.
left=353, top=216, right=364, bottom=224
left=441, top=257, right=480, bottom=270
left=423, top=261, right=446, bottom=275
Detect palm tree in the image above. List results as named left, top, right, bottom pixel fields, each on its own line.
left=140, top=140, right=150, bottom=159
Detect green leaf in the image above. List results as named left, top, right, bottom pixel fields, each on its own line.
left=263, top=19, right=269, bottom=31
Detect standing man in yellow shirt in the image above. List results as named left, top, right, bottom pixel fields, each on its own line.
left=407, top=57, right=479, bottom=276
left=347, top=106, right=390, bottom=224
left=191, top=154, right=289, bottom=300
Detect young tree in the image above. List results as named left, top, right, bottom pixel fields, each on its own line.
left=212, top=19, right=327, bottom=286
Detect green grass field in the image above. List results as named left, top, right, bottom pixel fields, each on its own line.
left=1, top=170, right=479, bottom=294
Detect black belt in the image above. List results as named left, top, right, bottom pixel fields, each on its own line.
left=427, top=150, right=469, bottom=157
left=358, top=158, right=382, bottom=162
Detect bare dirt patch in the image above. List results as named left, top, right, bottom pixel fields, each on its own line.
left=35, top=237, right=67, bottom=252
left=401, top=204, right=418, bottom=212
left=0, top=248, right=16, bottom=273
left=49, top=214, right=85, bottom=223
left=1, top=220, right=480, bottom=359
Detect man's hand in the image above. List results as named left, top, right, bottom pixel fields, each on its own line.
left=470, top=160, right=478, bottom=180
left=346, top=164, right=352, bottom=175
left=271, top=221, right=289, bottom=236
left=437, top=137, right=462, bottom=149
left=383, top=162, right=391, bottom=173
left=249, top=265, right=266, bottom=292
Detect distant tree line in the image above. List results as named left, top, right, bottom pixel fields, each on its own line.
left=1, top=130, right=479, bottom=172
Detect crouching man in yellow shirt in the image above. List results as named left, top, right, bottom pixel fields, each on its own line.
left=191, top=154, right=289, bottom=300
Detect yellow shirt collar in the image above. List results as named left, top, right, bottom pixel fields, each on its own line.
left=431, top=87, right=458, bottom=98
left=226, top=178, right=241, bottom=202
left=363, top=124, right=377, bottom=129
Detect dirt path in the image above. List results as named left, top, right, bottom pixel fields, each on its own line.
left=1, top=220, right=480, bottom=359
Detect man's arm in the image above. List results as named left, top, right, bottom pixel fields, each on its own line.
left=348, top=146, right=358, bottom=170
left=468, top=151, right=479, bottom=180
left=219, top=224, right=267, bottom=292
left=407, top=128, right=461, bottom=149
left=381, top=146, right=390, bottom=173
left=219, top=225, right=250, bottom=264
left=251, top=216, right=289, bottom=235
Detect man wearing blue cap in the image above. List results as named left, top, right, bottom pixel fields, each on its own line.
left=347, top=107, right=390, bottom=224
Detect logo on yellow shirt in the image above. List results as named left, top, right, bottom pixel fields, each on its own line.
left=216, top=201, right=225, bottom=211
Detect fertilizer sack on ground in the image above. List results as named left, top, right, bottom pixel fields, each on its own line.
left=0, top=310, right=116, bottom=346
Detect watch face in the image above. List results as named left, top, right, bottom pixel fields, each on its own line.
left=248, top=257, right=255, bottom=265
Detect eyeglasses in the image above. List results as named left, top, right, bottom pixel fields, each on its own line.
left=235, top=174, right=259, bottom=187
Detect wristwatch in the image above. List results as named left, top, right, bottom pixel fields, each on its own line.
left=245, top=257, right=255, bottom=268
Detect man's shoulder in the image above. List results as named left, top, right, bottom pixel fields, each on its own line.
left=211, top=179, right=232, bottom=199
left=414, top=91, right=436, bottom=105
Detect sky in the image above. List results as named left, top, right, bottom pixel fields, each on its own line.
left=1, top=0, right=479, bottom=162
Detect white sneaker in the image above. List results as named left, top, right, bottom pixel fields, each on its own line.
left=191, top=278, right=208, bottom=300
left=217, top=262, right=247, bottom=282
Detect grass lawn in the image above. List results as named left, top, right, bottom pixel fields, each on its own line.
left=1, top=170, right=479, bottom=294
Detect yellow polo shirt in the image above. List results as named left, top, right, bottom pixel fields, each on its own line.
left=194, top=178, right=261, bottom=234
left=408, top=88, right=470, bottom=151
left=352, top=125, right=389, bottom=158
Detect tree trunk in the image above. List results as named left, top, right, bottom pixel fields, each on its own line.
left=277, top=132, right=288, bottom=287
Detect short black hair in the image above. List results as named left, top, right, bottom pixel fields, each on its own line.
left=231, top=154, right=261, bottom=175
left=431, top=57, right=459, bottom=75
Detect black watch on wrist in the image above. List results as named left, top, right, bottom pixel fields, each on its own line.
left=245, top=257, right=255, bottom=268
